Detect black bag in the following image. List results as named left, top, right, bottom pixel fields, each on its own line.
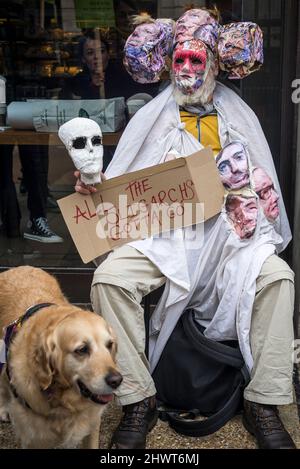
left=152, top=309, right=250, bottom=436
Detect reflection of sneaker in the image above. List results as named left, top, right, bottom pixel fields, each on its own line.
left=24, top=217, right=63, bottom=243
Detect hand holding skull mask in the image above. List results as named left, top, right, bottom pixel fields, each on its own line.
left=58, top=117, right=104, bottom=185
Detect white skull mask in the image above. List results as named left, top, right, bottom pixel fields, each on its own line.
left=58, top=117, right=103, bottom=185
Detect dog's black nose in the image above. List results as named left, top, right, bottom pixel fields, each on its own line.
left=105, top=371, right=123, bottom=389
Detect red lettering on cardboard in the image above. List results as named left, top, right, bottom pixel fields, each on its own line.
left=158, top=190, right=167, bottom=204
left=167, top=188, right=178, bottom=203
left=125, top=178, right=153, bottom=201
left=179, top=179, right=195, bottom=203
left=73, top=204, right=90, bottom=224
left=84, top=200, right=96, bottom=218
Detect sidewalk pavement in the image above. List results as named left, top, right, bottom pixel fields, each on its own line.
left=0, top=402, right=299, bottom=449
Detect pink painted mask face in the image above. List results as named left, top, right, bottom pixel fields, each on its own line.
left=172, top=40, right=208, bottom=95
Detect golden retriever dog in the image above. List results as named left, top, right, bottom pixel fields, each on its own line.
left=0, top=266, right=122, bottom=449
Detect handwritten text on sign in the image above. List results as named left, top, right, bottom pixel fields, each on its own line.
left=73, top=176, right=201, bottom=242
left=57, top=149, right=224, bottom=263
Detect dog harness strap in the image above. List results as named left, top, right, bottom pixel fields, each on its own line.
left=22, top=303, right=55, bottom=325
left=1, top=303, right=56, bottom=370
left=4, top=303, right=55, bottom=363
left=3, top=303, right=56, bottom=411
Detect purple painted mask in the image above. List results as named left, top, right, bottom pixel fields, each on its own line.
left=174, top=9, right=220, bottom=53
left=124, top=19, right=174, bottom=83
left=218, top=22, right=264, bottom=79
left=123, top=9, right=264, bottom=85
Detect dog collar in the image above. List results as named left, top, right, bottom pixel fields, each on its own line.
left=0, top=303, right=55, bottom=409
left=1, top=303, right=55, bottom=371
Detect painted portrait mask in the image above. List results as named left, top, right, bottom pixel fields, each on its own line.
left=216, top=142, right=250, bottom=190
left=225, top=195, right=258, bottom=239
left=252, top=167, right=279, bottom=221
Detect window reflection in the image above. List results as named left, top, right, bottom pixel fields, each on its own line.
left=0, top=0, right=286, bottom=270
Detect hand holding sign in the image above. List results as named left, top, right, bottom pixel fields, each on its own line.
left=74, top=170, right=106, bottom=195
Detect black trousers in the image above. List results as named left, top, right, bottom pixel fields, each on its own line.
left=19, top=145, right=48, bottom=219
left=0, top=145, right=21, bottom=233
left=0, top=145, right=48, bottom=231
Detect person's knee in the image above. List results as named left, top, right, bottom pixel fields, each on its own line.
left=90, top=281, right=102, bottom=314
left=272, top=256, right=294, bottom=278
left=91, top=263, right=140, bottom=317
left=90, top=280, right=123, bottom=316
left=94, top=254, right=115, bottom=277
left=257, top=255, right=294, bottom=294
left=260, top=255, right=294, bottom=279
left=92, top=250, right=144, bottom=301
left=93, top=253, right=131, bottom=284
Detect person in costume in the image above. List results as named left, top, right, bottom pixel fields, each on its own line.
left=75, top=8, right=296, bottom=449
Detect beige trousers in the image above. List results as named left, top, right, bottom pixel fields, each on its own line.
left=91, top=245, right=295, bottom=406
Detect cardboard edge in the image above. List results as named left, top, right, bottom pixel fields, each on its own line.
left=186, top=148, right=224, bottom=220
left=57, top=195, right=111, bottom=264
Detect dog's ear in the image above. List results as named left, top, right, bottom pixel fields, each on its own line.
left=33, top=339, right=55, bottom=391
left=107, top=325, right=118, bottom=359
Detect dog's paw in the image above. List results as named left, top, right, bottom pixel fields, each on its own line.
left=0, top=407, right=10, bottom=423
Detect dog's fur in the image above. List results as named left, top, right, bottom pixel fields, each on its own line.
left=0, top=266, right=121, bottom=449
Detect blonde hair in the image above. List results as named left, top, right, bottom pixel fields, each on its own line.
left=131, top=13, right=155, bottom=26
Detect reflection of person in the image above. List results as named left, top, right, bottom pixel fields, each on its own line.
left=0, top=73, right=62, bottom=242
left=62, top=31, right=160, bottom=171
left=64, top=31, right=160, bottom=101
left=216, top=141, right=250, bottom=190
left=114, top=0, right=138, bottom=38
left=0, top=144, right=62, bottom=242
left=79, top=32, right=108, bottom=93
left=20, top=145, right=63, bottom=243
left=0, top=145, right=21, bottom=237
left=75, top=8, right=295, bottom=450
left=252, top=167, right=279, bottom=221
left=225, top=194, right=258, bottom=239
left=69, top=33, right=109, bottom=99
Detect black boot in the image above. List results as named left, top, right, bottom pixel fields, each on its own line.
left=111, top=395, right=158, bottom=449
left=243, top=399, right=296, bottom=449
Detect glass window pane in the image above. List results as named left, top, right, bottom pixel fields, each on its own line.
left=0, top=0, right=287, bottom=272
left=0, top=0, right=161, bottom=269
left=258, top=0, right=270, bottom=19
left=242, top=0, right=255, bottom=20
